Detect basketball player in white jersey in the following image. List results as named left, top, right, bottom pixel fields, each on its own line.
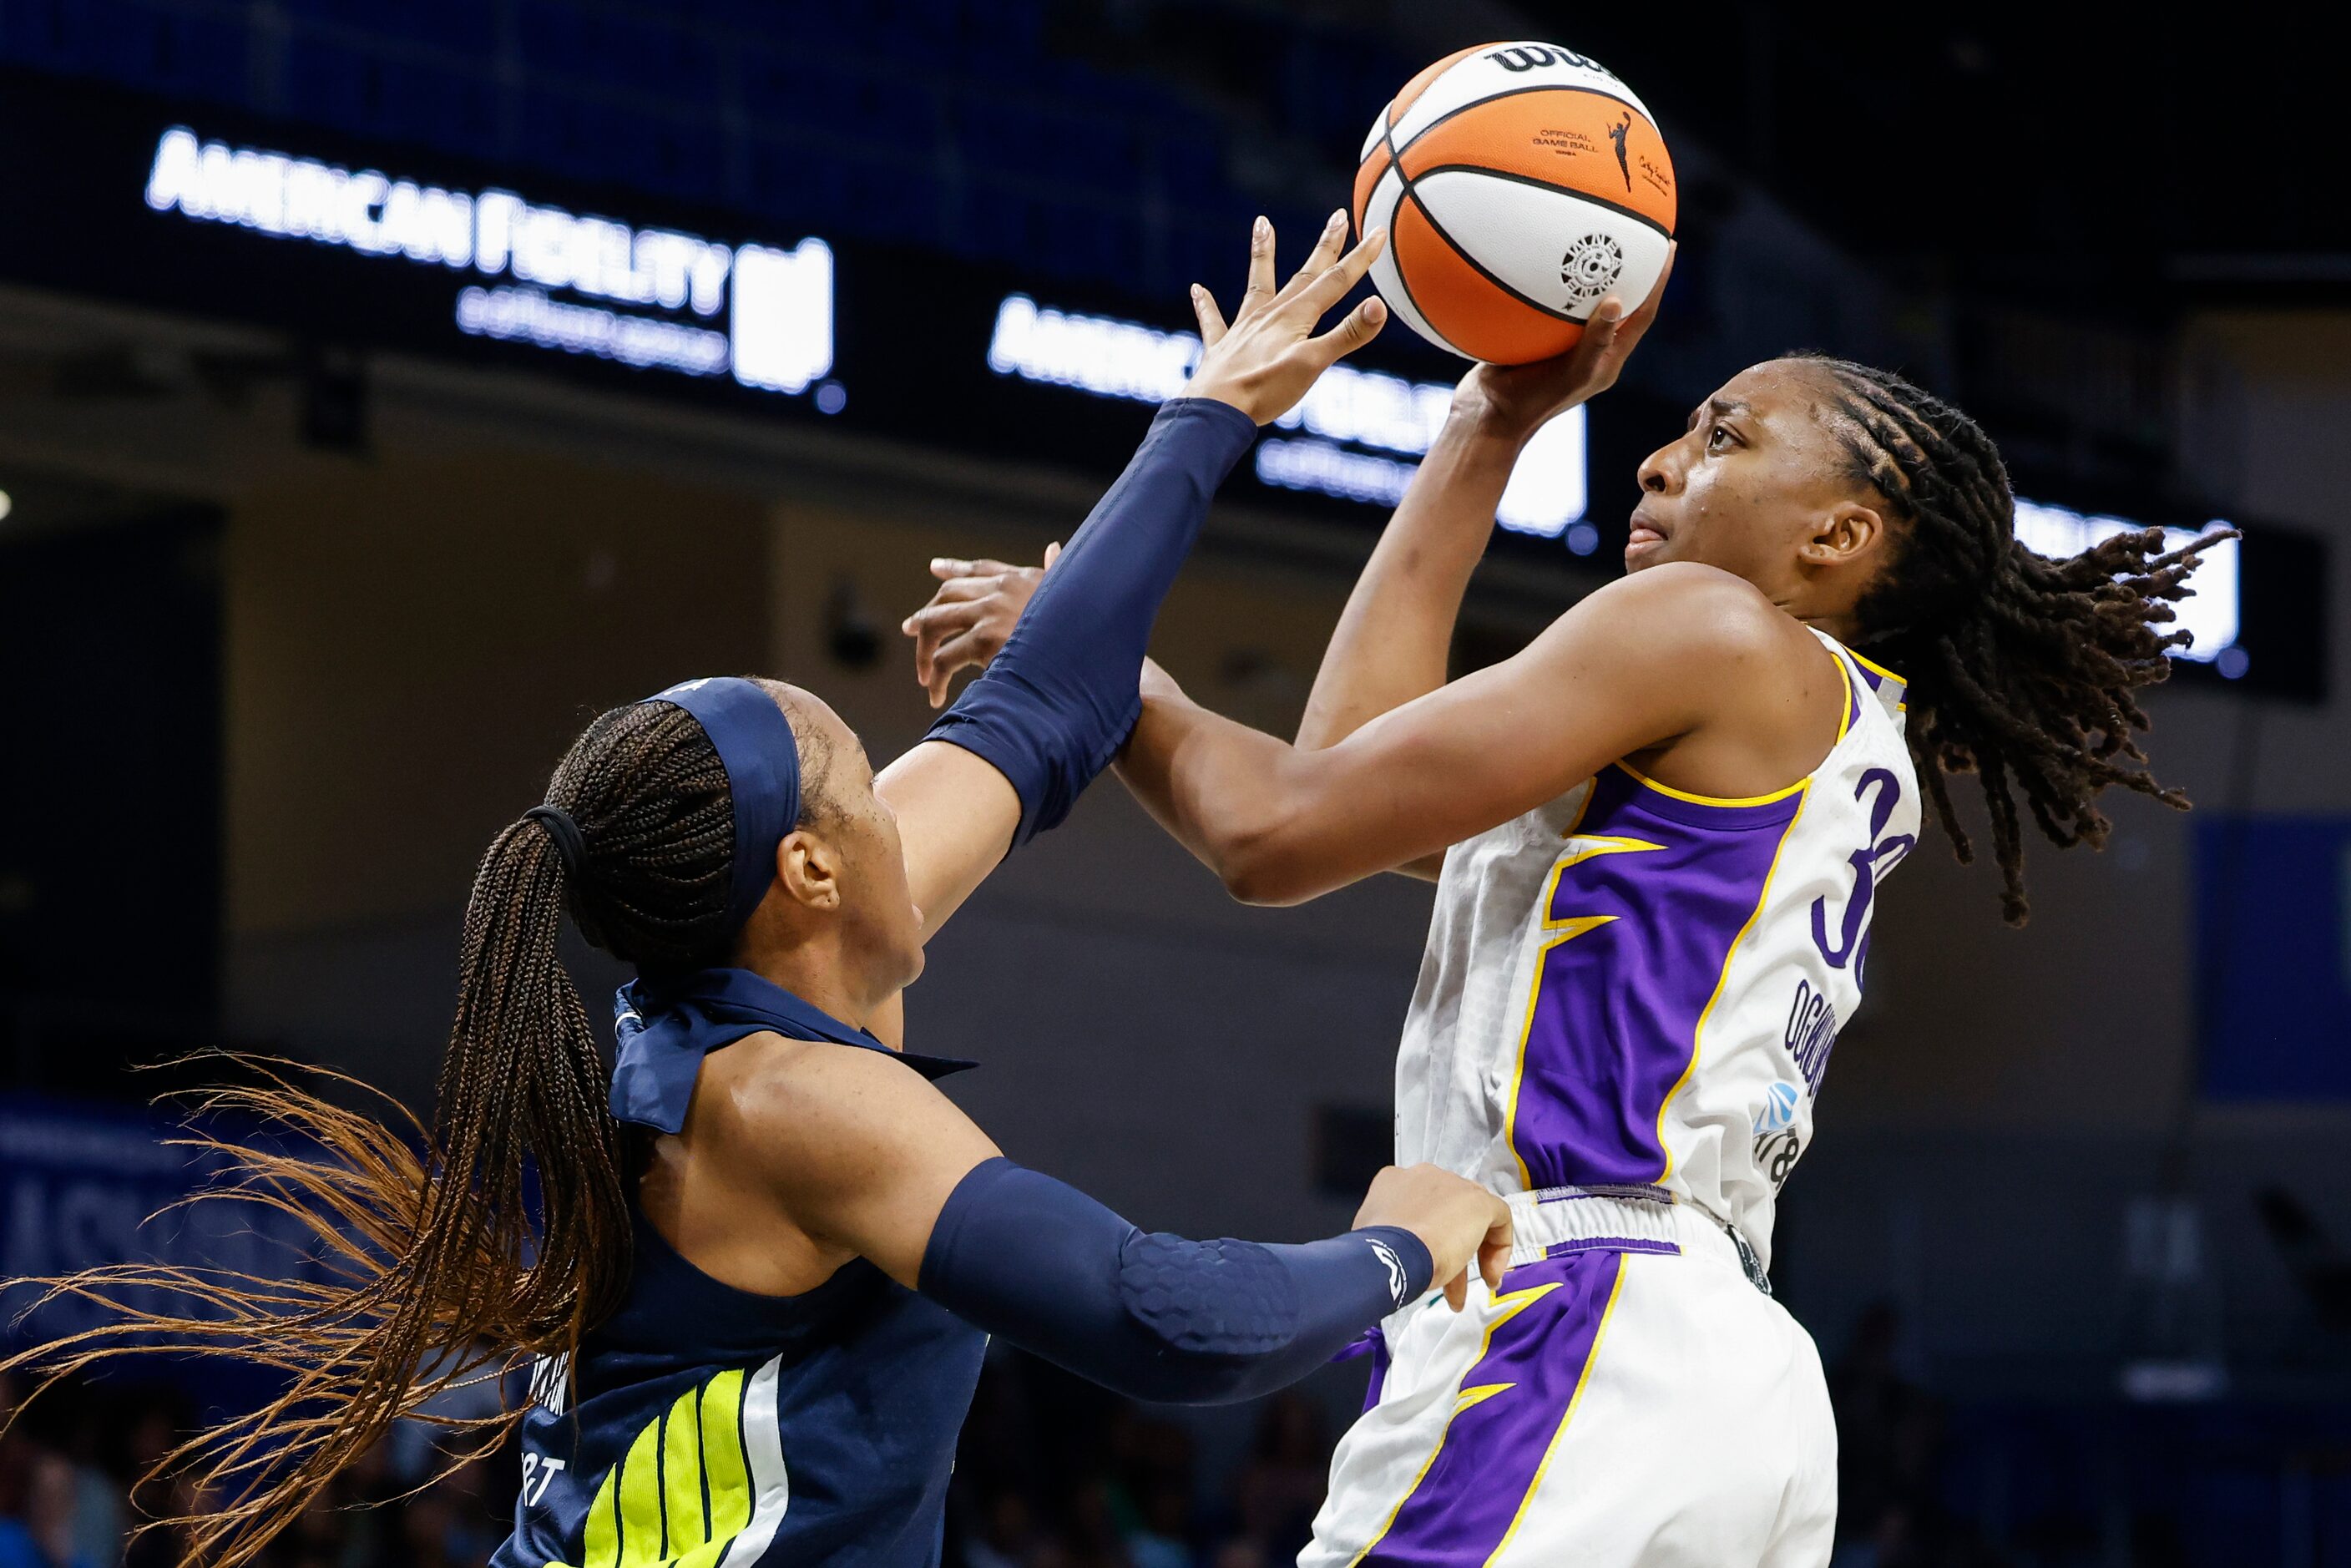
left=907, top=271, right=2219, bottom=1565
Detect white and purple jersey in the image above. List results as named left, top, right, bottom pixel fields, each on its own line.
left=1394, top=630, right=1917, bottom=1273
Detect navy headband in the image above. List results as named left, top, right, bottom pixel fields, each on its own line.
left=645, top=677, right=801, bottom=937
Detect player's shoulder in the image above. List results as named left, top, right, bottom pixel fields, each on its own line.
left=690, top=1031, right=960, bottom=1176
left=1558, top=561, right=1815, bottom=669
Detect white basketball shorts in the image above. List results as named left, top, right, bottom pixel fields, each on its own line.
left=1302, top=1188, right=1837, bottom=1567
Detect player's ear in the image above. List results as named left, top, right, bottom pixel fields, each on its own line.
left=778, top=829, right=843, bottom=913
left=1799, top=500, right=1888, bottom=572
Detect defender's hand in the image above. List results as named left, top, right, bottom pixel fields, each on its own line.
left=1453, top=242, right=1676, bottom=447
left=1182, top=212, right=1389, bottom=426
left=1353, top=1163, right=1513, bottom=1313
left=901, top=544, right=1057, bottom=708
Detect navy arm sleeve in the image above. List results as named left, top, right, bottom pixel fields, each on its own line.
left=924, top=397, right=1258, bottom=847
left=917, top=1156, right=1433, bottom=1406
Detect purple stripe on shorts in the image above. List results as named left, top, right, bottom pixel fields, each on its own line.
left=1363, top=1251, right=1623, bottom=1565
left=1543, top=1237, right=1679, bottom=1259
left=1506, top=766, right=1798, bottom=1190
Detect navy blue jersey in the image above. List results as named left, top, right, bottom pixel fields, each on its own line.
left=492, top=1214, right=985, bottom=1568
left=491, top=969, right=986, bottom=1568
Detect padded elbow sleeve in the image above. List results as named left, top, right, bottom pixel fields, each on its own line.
left=924, top=397, right=1257, bottom=846
left=918, top=1158, right=1430, bottom=1405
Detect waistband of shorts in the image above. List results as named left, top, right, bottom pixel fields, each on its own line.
left=1504, top=1185, right=1755, bottom=1283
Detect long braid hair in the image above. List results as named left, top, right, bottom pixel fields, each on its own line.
left=1794, top=355, right=2231, bottom=924
left=1, top=690, right=777, bottom=1565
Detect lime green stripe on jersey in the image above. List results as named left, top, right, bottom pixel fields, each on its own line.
left=699, top=1368, right=753, bottom=1543
left=549, top=1358, right=785, bottom=1568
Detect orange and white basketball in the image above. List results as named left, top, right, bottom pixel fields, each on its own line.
left=1353, top=42, right=1676, bottom=365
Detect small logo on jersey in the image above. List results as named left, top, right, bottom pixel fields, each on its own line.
left=528, top=1351, right=572, bottom=1417
left=1754, top=1080, right=1802, bottom=1135
left=1560, top=234, right=1625, bottom=309
left=1606, top=112, right=1633, bottom=189
left=1369, top=1239, right=1410, bottom=1309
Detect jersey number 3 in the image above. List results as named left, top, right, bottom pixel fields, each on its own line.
left=1811, top=768, right=1913, bottom=971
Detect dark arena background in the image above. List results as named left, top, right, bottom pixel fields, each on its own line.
left=0, top=3, right=2345, bottom=1565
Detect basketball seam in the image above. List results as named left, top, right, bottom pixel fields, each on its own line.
left=1393, top=81, right=1655, bottom=155
left=1377, top=109, right=1466, bottom=357
left=1408, top=163, right=1674, bottom=241
left=1393, top=167, right=1580, bottom=328
left=1383, top=88, right=1663, bottom=339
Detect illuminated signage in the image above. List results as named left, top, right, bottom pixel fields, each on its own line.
left=2013, top=498, right=2242, bottom=671
left=985, top=294, right=1591, bottom=548
left=140, top=127, right=832, bottom=394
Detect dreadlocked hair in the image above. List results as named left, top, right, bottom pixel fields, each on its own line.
left=0, top=685, right=801, bottom=1566
left=1792, top=354, right=2232, bottom=926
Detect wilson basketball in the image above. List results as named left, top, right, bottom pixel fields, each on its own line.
left=1353, top=42, right=1676, bottom=364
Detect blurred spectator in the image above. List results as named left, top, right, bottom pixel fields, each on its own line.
left=1829, top=1301, right=1952, bottom=1568
left=963, top=1489, right=1044, bottom=1568
left=1221, top=1392, right=1329, bottom=1561
left=0, top=1372, right=35, bottom=1519
left=0, top=1451, right=94, bottom=1568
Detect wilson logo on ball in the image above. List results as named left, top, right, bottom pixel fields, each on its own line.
left=1354, top=41, right=1676, bottom=363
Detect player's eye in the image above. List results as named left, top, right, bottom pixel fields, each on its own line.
left=1706, top=422, right=1734, bottom=452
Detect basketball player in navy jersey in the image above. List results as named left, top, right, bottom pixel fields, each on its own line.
left=4, top=215, right=1515, bottom=1568
left=909, top=276, right=2223, bottom=1564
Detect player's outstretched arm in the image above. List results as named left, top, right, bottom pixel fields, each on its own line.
left=1115, top=561, right=1809, bottom=906
left=735, top=1042, right=1509, bottom=1405
left=1294, top=247, right=1673, bottom=757
left=876, top=213, right=1391, bottom=948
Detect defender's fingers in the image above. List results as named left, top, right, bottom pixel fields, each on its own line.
left=888, top=587, right=983, bottom=630
left=1190, top=285, right=1228, bottom=346
left=1302, top=296, right=1388, bottom=367
left=1292, top=227, right=1388, bottom=319
left=907, top=604, right=987, bottom=679
left=1443, top=1267, right=1469, bottom=1313
left=1240, top=215, right=1277, bottom=311
left=928, top=555, right=1018, bottom=581
left=1277, top=209, right=1351, bottom=301
left=1042, top=540, right=1063, bottom=569
left=917, top=573, right=1015, bottom=609
left=924, top=628, right=990, bottom=706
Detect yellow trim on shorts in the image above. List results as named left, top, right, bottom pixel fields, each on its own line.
left=1345, top=1279, right=1565, bottom=1567
left=1482, top=1256, right=1633, bottom=1565
left=1613, top=760, right=1807, bottom=809
left=1654, top=781, right=1810, bottom=1186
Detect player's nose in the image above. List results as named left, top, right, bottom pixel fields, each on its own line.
left=1636, top=443, right=1681, bottom=493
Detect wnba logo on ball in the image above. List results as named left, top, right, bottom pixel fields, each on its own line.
left=1560, top=234, right=1625, bottom=307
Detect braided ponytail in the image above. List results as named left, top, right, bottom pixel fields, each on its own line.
left=2, top=693, right=766, bottom=1565
left=1792, top=355, right=2231, bottom=925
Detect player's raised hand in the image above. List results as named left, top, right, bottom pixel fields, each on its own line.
left=1181, top=211, right=1388, bottom=426
left=1353, top=1163, right=1513, bottom=1313
left=900, top=544, right=1057, bottom=707
left=1454, top=241, right=1676, bottom=446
